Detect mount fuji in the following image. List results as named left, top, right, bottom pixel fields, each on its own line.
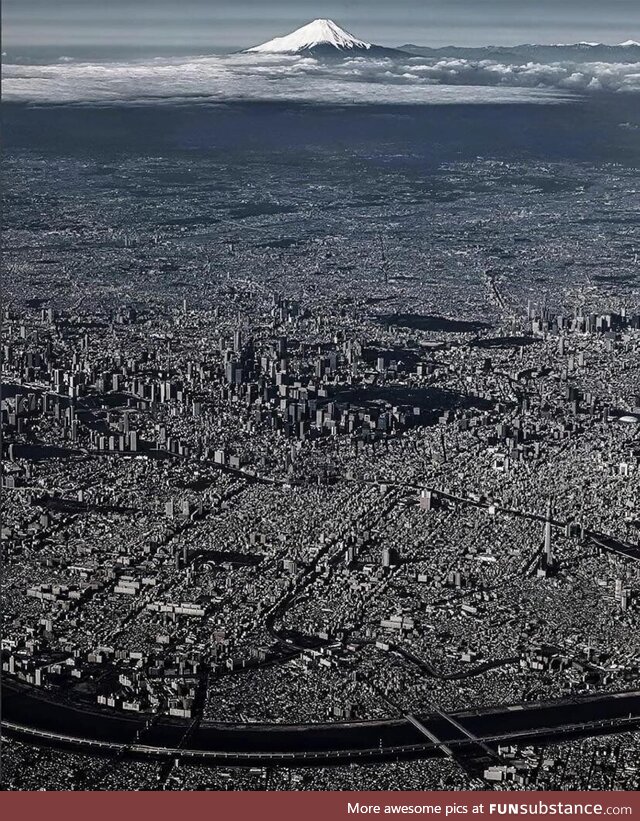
left=244, top=19, right=402, bottom=57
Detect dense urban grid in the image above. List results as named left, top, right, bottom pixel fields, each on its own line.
left=2, top=109, right=640, bottom=790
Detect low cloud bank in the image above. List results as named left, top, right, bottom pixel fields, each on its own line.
left=3, top=52, right=639, bottom=105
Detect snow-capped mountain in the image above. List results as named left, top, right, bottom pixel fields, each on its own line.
left=244, top=20, right=639, bottom=61
left=245, top=19, right=401, bottom=57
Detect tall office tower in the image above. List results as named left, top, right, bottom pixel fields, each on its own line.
left=419, top=489, right=433, bottom=511
left=544, top=498, right=553, bottom=566
left=381, top=548, right=391, bottom=568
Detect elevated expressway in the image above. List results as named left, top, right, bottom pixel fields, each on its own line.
left=3, top=680, right=639, bottom=766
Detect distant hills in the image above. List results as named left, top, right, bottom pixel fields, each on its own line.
left=399, top=42, right=640, bottom=63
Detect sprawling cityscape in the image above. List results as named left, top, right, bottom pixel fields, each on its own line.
left=2, top=13, right=640, bottom=794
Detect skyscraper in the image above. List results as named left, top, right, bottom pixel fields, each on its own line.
left=544, top=498, right=553, bottom=567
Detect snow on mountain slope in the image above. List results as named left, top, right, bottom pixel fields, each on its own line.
left=245, top=19, right=372, bottom=54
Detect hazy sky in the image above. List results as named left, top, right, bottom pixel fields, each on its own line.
left=3, top=0, right=638, bottom=50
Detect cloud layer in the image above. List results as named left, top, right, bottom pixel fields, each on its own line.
left=3, top=52, right=640, bottom=105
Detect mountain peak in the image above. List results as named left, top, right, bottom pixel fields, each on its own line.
left=245, top=18, right=374, bottom=54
